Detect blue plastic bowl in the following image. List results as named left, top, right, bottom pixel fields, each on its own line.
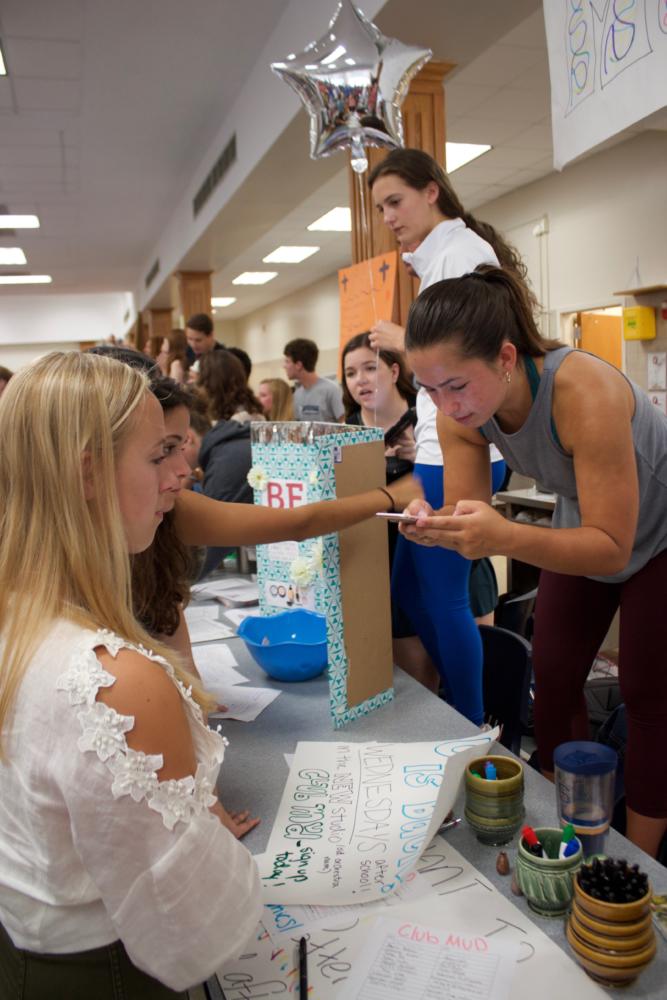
left=237, top=609, right=328, bottom=682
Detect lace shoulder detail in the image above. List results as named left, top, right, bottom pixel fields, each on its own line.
left=56, top=628, right=225, bottom=831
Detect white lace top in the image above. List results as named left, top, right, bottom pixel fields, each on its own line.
left=0, top=619, right=261, bottom=991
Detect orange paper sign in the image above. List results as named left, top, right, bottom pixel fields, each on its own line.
left=338, top=251, right=397, bottom=351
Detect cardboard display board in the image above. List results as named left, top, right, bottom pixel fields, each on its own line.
left=334, top=441, right=393, bottom=707
left=250, top=422, right=394, bottom=727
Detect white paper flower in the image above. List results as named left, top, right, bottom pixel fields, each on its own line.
left=247, top=465, right=268, bottom=491
left=308, top=468, right=319, bottom=486
left=290, top=556, right=315, bottom=587
left=308, top=538, right=324, bottom=574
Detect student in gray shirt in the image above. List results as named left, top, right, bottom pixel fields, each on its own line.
left=283, top=337, right=344, bottom=423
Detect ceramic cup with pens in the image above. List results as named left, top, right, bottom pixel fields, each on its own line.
left=515, top=826, right=583, bottom=917
left=464, top=755, right=524, bottom=845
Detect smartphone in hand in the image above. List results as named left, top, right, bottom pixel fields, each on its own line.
left=375, top=511, right=420, bottom=524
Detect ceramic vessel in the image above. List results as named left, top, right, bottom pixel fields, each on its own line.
left=567, top=876, right=656, bottom=987
left=464, top=755, right=524, bottom=846
left=515, top=827, right=583, bottom=917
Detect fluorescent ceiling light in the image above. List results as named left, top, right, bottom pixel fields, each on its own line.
left=0, top=248, right=27, bottom=265
left=0, top=42, right=6, bottom=76
left=322, top=45, right=346, bottom=65
left=0, top=274, right=52, bottom=284
left=446, top=142, right=492, bottom=173
left=263, top=245, right=320, bottom=264
left=307, top=207, right=351, bottom=232
left=0, top=214, right=40, bottom=229
left=232, top=271, right=278, bottom=286
left=211, top=296, right=237, bottom=307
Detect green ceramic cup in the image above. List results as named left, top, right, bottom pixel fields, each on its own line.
left=515, top=826, right=583, bottom=917
left=464, top=755, right=525, bottom=846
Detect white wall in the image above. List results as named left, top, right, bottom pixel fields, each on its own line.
left=478, top=130, right=667, bottom=315
left=0, top=291, right=135, bottom=370
left=228, top=273, right=341, bottom=386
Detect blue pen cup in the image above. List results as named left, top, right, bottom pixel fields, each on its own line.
left=464, top=755, right=524, bottom=846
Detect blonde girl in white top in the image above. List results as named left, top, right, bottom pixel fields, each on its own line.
left=0, top=352, right=261, bottom=997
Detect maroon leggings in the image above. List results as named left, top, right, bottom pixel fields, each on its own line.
left=532, top=546, right=667, bottom=818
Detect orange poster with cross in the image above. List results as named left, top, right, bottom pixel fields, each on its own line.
left=338, top=252, right=397, bottom=358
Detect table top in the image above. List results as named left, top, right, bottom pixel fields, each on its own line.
left=205, top=603, right=666, bottom=998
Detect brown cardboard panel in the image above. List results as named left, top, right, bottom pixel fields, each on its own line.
left=334, top=440, right=393, bottom=708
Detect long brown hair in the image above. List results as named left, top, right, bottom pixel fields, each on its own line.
left=369, top=148, right=529, bottom=282
left=406, top=265, right=562, bottom=362
left=131, top=377, right=196, bottom=637
left=164, top=328, right=189, bottom=374
left=341, top=333, right=415, bottom=419
left=198, top=350, right=263, bottom=421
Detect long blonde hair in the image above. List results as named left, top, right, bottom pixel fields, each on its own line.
left=0, top=352, right=208, bottom=754
left=261, top=378, right=294, bottom=421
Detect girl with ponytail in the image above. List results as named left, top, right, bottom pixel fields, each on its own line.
left=401, top=265, right=667, bottom=859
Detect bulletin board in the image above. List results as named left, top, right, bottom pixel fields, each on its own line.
left=338, top=251, right=398, bottom=356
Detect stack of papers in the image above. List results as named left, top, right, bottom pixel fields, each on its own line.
left=192, top=643, right=280, bottom=721
left=191, top=577, right=259, bottom=607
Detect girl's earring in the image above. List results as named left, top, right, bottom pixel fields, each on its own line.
left=505, top=370, right=512, bottom=384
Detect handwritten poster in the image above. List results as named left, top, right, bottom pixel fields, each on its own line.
left=543, top=1, right=667, bottom=168
left=338, top=251, right=397, bottom=348
left=217, top=836, right=607, bottom=1000
left=258, top=732, right=498, bottom=905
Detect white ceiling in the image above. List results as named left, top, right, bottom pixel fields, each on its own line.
left=0, top=0, right=664, bottom=321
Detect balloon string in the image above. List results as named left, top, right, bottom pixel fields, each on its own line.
left=355, top=168, right=380, bottom=428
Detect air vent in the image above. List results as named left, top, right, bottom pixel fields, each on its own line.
left=193, top=134, right=236, bottom=217
left=145, top=258, right=160, bottom=289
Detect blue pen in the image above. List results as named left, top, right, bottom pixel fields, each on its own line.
left=484, top=760, right=497, bottom=781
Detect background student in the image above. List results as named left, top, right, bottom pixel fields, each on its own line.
left=366, top=148, right=511, bottom=717
left=283, top=337, right=345, bottom=422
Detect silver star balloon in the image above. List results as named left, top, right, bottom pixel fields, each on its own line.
left=271, top=0, right=431, bottom=173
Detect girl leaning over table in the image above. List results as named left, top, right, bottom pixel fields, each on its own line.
left=0, top=352, right=261, bottom=997
left=400, top=266, right=667, bottom=858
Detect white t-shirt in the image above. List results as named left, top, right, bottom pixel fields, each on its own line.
left=402, top=218, right=502, bottom=466
left=0, top=620, right=261, bottom=991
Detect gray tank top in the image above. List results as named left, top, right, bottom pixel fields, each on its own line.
left=480, top=346, right=667, bottom=583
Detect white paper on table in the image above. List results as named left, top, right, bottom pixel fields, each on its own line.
left=339, top=916, right=518, bottom=1000
left=263, top=870, right=431, bottom=940
left=209, top=685, right=280, bottom=722
left=222, top=607, right=257, bottom=629
left=217, top=834, right=607, bottom=1000
left=284, top=754, right=294, bottom=768
left=259, top=730, right=499, bottom=905
left=187, top=618, right=235, bottom=644
left=194, top=577, right=259, bottom=606
left=192, top=644, right=246, bottom=701
left=184, top=604, right=222, bottom=623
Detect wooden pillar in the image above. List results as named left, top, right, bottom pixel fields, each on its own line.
left=145, top=308, right=173, bottom=342
left=177, top=271, right=212, bottom=324
left=348, top=61, right=455, bottom=327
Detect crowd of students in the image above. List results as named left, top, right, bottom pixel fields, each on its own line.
left=1, top=146, right=666, bottom=996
